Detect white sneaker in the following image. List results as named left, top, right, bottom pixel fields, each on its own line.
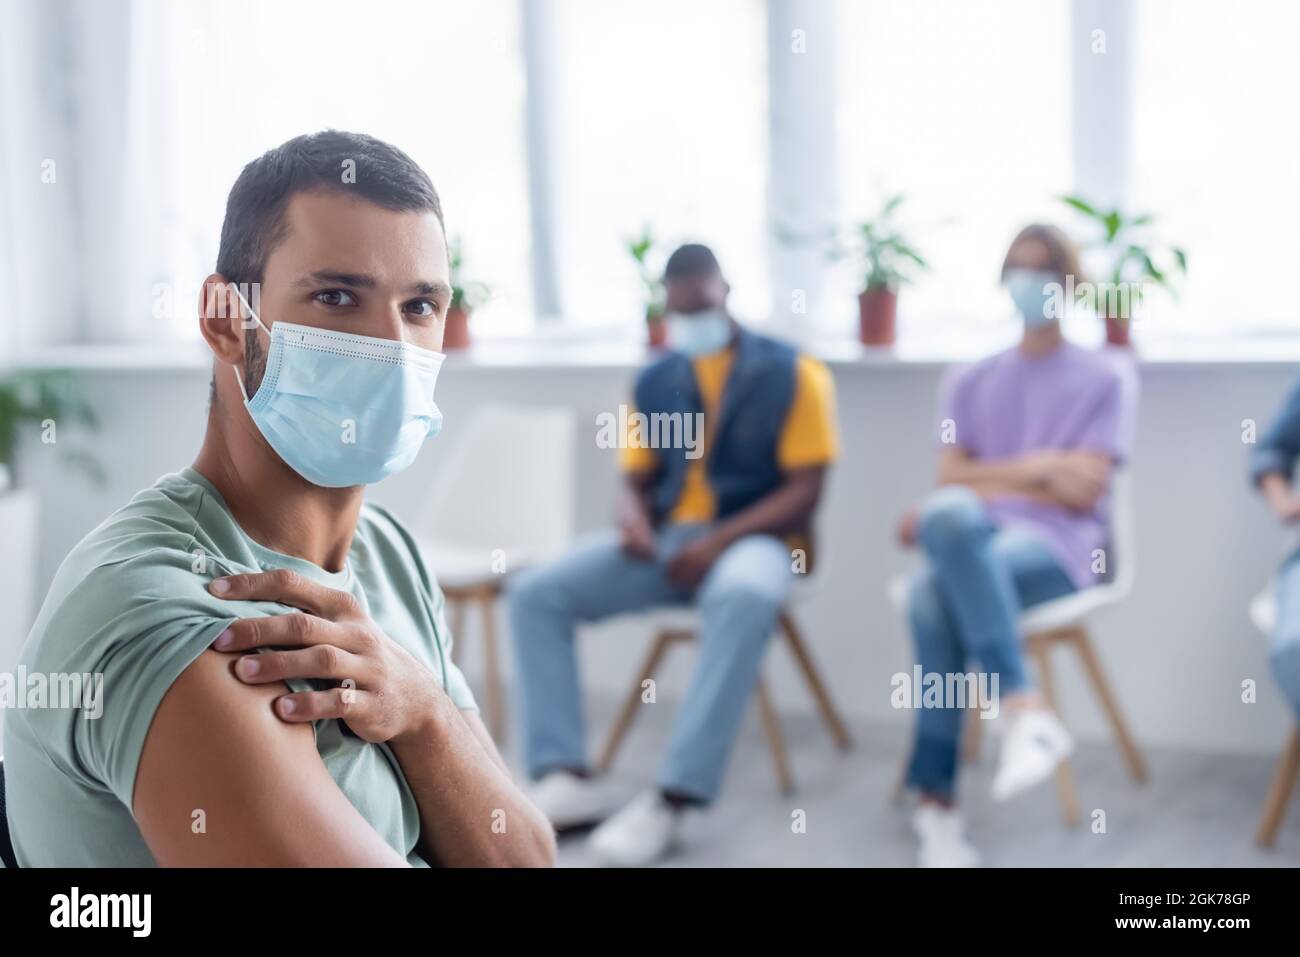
left=991, top=707, right=1074, bottom=801
left=912, top=803, right=979, bottom=868
left=529, top=770, right=622, bottom=831
left=588, top=790, right=683, bottom=867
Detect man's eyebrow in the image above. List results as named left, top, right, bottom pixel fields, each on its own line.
left=411, top=280, right=452, bottom=298
left=293, top=271, right=451, bottom=299
left=294, top=270, right=377, bottom=289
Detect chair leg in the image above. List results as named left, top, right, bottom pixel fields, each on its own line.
left=1028, top=637, right=1081, bottom=827
left=597, top=631, right=677, bottom=772
left=779, top=612, right=852, bottom=750
left=477, top=586, right=506, bottom=745
left=890, top=754, right=910, bottom=806
left=1069, top=627, right=1148, bottom=783
left=1256, top=726, right=1300, bottom=849
left=754, top=677, right=795, bottom=795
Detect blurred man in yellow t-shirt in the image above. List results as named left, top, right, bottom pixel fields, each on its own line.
left=509, top=244, right=838, bottom=865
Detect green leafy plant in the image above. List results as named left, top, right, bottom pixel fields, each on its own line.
left=448, top=236, right=491, bottom=313
left=777, top=194, right=929, bottom=293
left=0, top=369, right=102, bottom=490
left=1059, top=195, right=1187, bottom=322
left=850, top=194, right=929, bottom=292
left=625, top=224, right=666, bottom=323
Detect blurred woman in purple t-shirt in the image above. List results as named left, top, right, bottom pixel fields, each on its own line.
left=895, top=223, right=1139, bottom=867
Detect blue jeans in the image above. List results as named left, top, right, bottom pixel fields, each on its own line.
left=507, top=522, right=793, bottom=804
left=905, top=486, right=1077, bottom=799
left=1271, top=551, right=1300, bottom=720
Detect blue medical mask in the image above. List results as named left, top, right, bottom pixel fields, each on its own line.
left=1004, top=268, right=1061, bottom=328
left=665, top=308, right=732, bottom=357
left=230, top=288, right=445, bottom=488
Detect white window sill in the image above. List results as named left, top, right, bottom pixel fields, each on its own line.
left=10, top=329, right=1300, bottom=374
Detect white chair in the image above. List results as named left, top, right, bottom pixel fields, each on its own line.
left=1248, top=584, right=1300, bottom=848
left=887, top=469, right=1147, bottom=825
left=598, top=547, right=853, bottom=795
left=413, top=403, right=575, bottom=742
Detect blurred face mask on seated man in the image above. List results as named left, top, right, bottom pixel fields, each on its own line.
left=665, top=307, right=732, bottom=357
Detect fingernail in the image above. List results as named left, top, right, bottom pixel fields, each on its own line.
left=210, top=578, right=230, bottom=595
left=279, top=698, right=296, bottom=716
left=237, top=656, right=260, bottom=678
left=214, top=629, right=233, bottom=650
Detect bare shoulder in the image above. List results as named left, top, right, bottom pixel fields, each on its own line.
left=133, top=649, right=406, bottom=867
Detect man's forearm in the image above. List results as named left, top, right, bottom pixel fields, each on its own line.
left=710, top=470, right=824, bottom=549
left=391, top=692, right=555, bottom=867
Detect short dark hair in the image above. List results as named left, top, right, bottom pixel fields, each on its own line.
left=215, top=130, right=444, bottom=285
left=663, top=243, right=721, bottom=281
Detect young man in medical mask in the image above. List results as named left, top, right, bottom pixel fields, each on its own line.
left=893, top=223, right=1138, bottom=867
left=3, top=131, right=555, bottom=867
left=508, top=244, right=840, bottom=866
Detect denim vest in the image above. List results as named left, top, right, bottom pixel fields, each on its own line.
left=633, top=327, right=798, bottom=524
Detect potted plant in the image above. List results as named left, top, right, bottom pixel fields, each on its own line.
left=443, top=237, right=491, bottom=351
left=778, top=195, right=928, bottom=347
left=1060, top=195, right=1187, bottom=347
left=626, top=225, right=667, bottom=348
left=847, top=195, right=928, bottom=346
left=0, top=369, right=100, bottom=693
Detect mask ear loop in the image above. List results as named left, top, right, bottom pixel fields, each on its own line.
left=227, top=283, right=270, bottom=403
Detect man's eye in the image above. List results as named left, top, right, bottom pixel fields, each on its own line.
left=406, top=299, right=438, bottom=318
left=315, top=290, right=358, bottom=307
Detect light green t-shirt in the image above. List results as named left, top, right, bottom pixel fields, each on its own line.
left=1, top=467, right=476, bottom=867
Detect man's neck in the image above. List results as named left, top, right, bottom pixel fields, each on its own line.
left=192, top=406, right=363, bottom=573
left=1019, top=323, right=1065, bottom=358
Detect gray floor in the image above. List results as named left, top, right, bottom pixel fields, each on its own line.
left=510, top=693, right=1300, bottom=868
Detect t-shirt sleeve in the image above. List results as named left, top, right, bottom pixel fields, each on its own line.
left=936, top=363, right=977, bottom=453
left=778, top=355, right=841, bottom=469
left=1076, top=365, right=1136, bottom=462
left=39, top=554, right=246, bottom=810
left=617, top=400, right=659, bottom=473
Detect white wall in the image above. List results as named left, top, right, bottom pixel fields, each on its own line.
left=12, top=351, right=1299, bottom=756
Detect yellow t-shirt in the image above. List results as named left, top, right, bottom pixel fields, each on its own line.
left=618, top=350, right=839, bottom=523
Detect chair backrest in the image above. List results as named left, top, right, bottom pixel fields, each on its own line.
left=414, top=403, right=576, bottom=562
left=0, top=758, right=16, bottom=868
left=1107, top=467, right=1137, bottom=598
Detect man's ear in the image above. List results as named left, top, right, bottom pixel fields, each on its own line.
left=198, top=273, right=248, bottom=366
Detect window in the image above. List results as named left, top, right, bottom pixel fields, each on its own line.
left=154, top=0, right=531, bottom=339
left=1132, top=0, right=1300, bottom=336
left=835, top=0, right=1072, bottom=336
left=547, top=0, right=769, bottom=331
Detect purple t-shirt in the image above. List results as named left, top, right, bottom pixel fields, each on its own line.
left=939, top=342, right=1138, bottom=588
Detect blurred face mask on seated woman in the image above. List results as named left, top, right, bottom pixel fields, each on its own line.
left=1003, top=268, right=1062, bottom=329
left=230, top=285, right=445, bottom=488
